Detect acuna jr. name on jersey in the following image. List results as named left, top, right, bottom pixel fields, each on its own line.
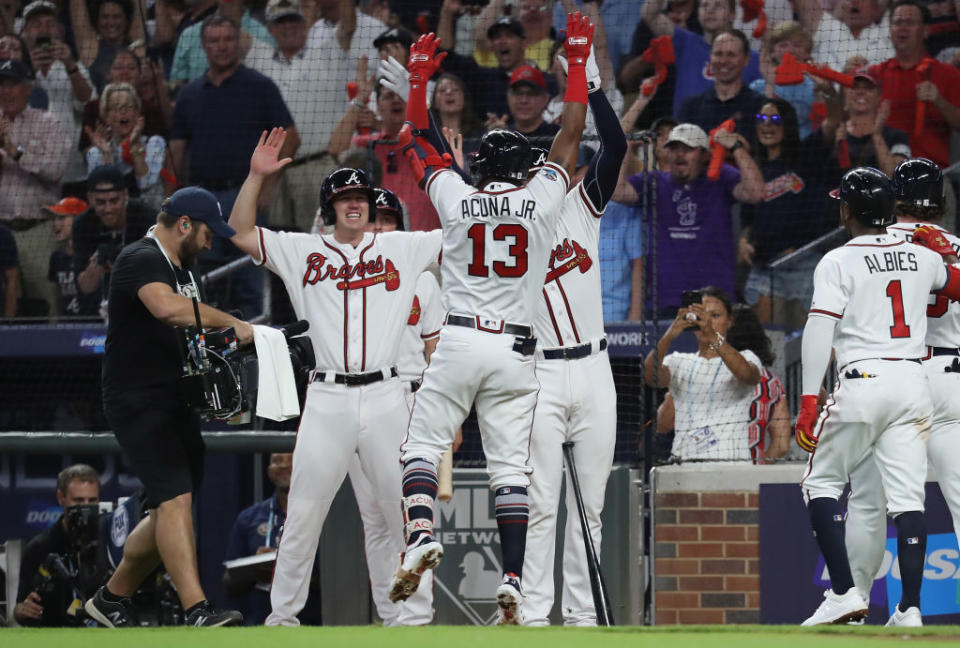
left=460, top=195, right=537, bottom=221
left=863, top=250, right=919, bottom=274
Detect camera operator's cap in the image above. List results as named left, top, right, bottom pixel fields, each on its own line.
left=373, top=27, right=414, bottom=51
left=488, top=16, right=525, bottom=40
left=509, top=64, right=547, bottom=93
left=852, top=66, right=882, bottom=89
left=165, top=186, right=236, bottom=238
left=666, top=123, right=709, bottom=150
left=265, top=0, right=303, bottom=22
left=0, top=59, right=34, bottom=82
left=23, top=0, right=58, bottom=21
left=87, top=164, right=127, bottom=192
left=43, top=196, right=89, bottom=217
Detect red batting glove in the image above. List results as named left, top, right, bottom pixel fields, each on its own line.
left=408, top=33, right=446, bottom=86
left=795, top=394, right=820, bottom=453
left=913, top=225, right=956, bottom=259
left=563, top=11, right=594, bottom=67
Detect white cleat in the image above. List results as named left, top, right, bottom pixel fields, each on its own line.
left=885, top=606, right=922, bottom=627
left=495, top=573, right=523, bottom=625
left=801, top=589, right=869, bottom=626
left=388, top=536, right=443, bottom=603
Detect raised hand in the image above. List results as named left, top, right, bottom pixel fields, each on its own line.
left=250, top=128, right=293, bottom=178
left=442, top=126, right=464, bottom=168
left=563, top=11, right=594, bottom=66
left=557, top=45, right=601, bottom=91
left=378, top=55, right=410, bottom=103
left=408, top=32, right=447, bottom=86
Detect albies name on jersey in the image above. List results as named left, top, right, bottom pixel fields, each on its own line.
left=863, top=250, right=918, bottom=275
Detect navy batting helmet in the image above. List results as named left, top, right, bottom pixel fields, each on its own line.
left=832, top=166, right=895, bottom=228
left=319, top=168, right=377, bottom=226
left=373, top=187, right=405, bottom=231
left=469, top=129, right=532, bottom=187
left=893, top=158, right=943, bottom=210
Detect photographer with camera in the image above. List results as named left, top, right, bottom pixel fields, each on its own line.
left=644, top=286, right=762, bottom=462
left=83, top=186, right=252, bottom=628
left=73, top=164, right=153, bottom=318
left=14, top=464, right=105, bottom=627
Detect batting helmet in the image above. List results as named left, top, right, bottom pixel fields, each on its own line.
left=469, top=129, right=532, bottom=187
left=832, top=166, right=895, bottom=228
left=373, top=187, right=405, bottom=231
left=893, top=158, right=943, bottom=209
left=319, top=168, right=377, bottom=226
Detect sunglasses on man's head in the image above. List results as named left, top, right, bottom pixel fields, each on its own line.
left=755, top=114, right=782, bottom=124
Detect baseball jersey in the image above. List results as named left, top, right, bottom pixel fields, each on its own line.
left=888, top=222, right=960, bottom=349
left=809, top=233, right=948, bottom=367
left=534, top=181, right=605, bottom=348
left=424, top=163, right=570, bottom=325
left=397, top=271, right=444, bottom=382
left=255, top=228, right=442, bottom=373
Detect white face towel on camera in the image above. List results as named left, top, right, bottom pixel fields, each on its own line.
left=252, top=325, right=300, bottom=421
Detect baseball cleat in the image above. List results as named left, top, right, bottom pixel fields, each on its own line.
left=801, top=589, right=868, bottom=626
left=84, top=586, right=137, bottom=628
left=495, top=572, right=523, bottom=625
left=185, top=601, right=244, bottom=627
left=885, top=606, right=922, bottom=627
left=388, top=535, right=443, bottom=603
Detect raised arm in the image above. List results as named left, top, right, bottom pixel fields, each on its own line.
left=578, top=0, right=614, bottom=88
left=716, top=131, right=764, bottom=203
left=547, top=12, right=592, bottom=178
left=473, top=0, right=507, bottom=54
left=70, top=0, right=99, bottom=67
left=228, top=128, right=292, bottom=260
left=580, top=86, right=627, bottom=210
left=640, top=0, right=676, bottom=38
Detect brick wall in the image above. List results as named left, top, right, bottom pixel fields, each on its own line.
left=653, top=491, right=761, bottom=624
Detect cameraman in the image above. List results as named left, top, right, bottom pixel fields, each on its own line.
left=14, top=464, right=104, bottom=627
left=74, top=165, right=154, bottom=317
left=84, top=187, right=252, bottom=628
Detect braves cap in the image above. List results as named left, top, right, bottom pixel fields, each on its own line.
left=87, top=164, right=128, bottom=192
left=43, top=196, right=89, bottom=216
left=851, top=66, right=881, bottom=89
left=265, top=0, right=303, bottom=22
left=488, top=16, right=525, bottom=40
left=0, top=59, right=34, bottom=82
left=164, top=187, right=236, bottom=238
left=374, top=27, right=414, bottom=50
left=666, top=124, right=709, bottom=150
left=509, top=64, right=547, bottom=93
left=22, top=0, right=57, bottom=21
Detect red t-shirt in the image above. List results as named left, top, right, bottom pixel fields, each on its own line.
left=868, top=57, right=960, bottom=168
left=351, top=132, right=441, bottom=231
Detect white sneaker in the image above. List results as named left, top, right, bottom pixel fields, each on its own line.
left=388, top=535, right=443, bottom=603
left=496, top=573, right=523, bottom=625
left=885, top=606, right=922, bottom=627
left=801, top=589, right=868, bottom=626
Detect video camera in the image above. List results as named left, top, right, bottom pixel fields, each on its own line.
left=180, top=320, right=315, bottom=422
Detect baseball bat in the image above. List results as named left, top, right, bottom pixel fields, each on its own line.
left=437, top=449, right=453, bottom=502
left=562, top=441, right=614, bottom=626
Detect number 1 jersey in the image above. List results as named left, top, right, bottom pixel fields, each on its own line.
left=425, top=164, right=570, bottom=325
left=809, top=233, right=948, bottom=367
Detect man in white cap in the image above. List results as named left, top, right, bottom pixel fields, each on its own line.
left=613, top=122, right=763, bottom=314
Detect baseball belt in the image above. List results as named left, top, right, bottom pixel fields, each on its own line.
left=540, top=338, right=608, bottom=361
left=924, top=346, right=960, bottom=359
left=445, top=314, right=533, bottom=338
left=311, top=367, right=398, bottom=386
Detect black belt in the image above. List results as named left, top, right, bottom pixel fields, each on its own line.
left=410, top=381, right=421, bottom=393
left=841, top=357, right=922, bottom=371
left=445, top=314, right=533, bottom=338
left=6, top=218, right=46, bottom=232
left=926, top=346, right=960, bottom=358
left=314, top=367, right=398, bottom=386
left=542, top=338, right=607, bottom=360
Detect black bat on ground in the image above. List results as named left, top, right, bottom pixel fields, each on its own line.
left=562, top=441, right=614, bottom=626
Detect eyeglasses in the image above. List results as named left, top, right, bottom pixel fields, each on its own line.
left=755, top=114, right=782, bottom=124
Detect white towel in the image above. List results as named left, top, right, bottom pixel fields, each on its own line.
left=252, top=325, right=300, bottom=421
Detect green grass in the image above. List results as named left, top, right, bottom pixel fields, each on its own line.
left=4, top=625, right=960, bottom=648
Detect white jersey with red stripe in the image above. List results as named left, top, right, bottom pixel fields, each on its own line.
left=533, top=181, right=605, bottom=347
left=425, top=163, right=570, bottom=325
left=254, top=227, right=442, bottom=372
left=397, top=271, right=443, bottom=382
left=809, top=233, right=947, bottom=368
left=887, top=222, right=960, bottom=349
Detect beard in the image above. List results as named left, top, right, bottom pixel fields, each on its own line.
left=178, top=230, right=203, bottom=268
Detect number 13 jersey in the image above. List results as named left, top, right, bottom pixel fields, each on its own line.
left=425, top=164, right=570, bottom=325
left=809, top=233, right=948, bottom=367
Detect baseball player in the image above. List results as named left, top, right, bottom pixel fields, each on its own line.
left=346, top=188, right=443, bottom=625
left=227, top=129, right=442, bottom=627
left=386, top=15, right=592, bottom=625
left=795, top=166, right=960, bottom=626
left=520, top=49, right=626, bottom=626
left=841, top=158, right=960, bottom=624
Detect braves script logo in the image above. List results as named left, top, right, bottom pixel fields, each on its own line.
left=302, top=253, right=400, bottom=291
left=545, top=238, right=592, bottom=283
left=408, top=296, right=421, bottom=325
left=763, top=172, right=805, bottom=202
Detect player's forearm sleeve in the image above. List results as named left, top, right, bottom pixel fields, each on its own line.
left=581, top=89, right=628, bottom=211
left=801, top=314, right=838, bottom=396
